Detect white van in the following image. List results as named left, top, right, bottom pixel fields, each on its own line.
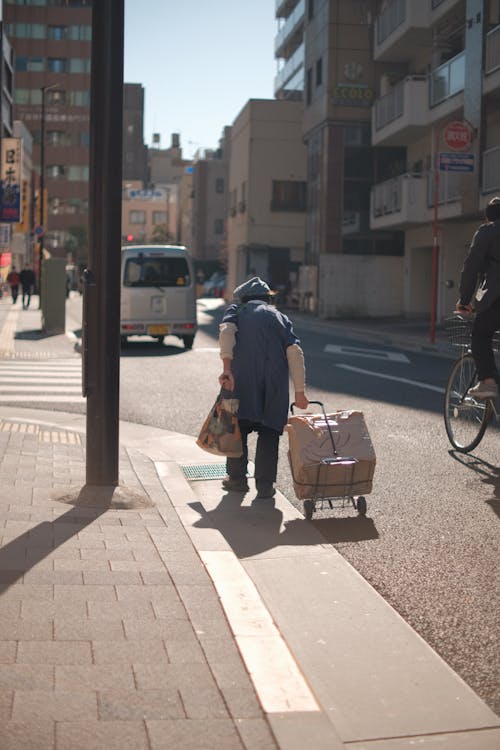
left=120, top=245, right=197, bottom=348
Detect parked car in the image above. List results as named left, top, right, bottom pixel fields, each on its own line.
left=202, top=271, right=226, bottom=297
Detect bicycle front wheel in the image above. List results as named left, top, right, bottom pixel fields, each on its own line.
left=443, top=353, right=491, bottom=452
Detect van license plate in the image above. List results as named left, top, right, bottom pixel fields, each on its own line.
left=149, top=325, right=168, bottom=336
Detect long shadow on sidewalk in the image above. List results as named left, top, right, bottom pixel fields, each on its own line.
left=0, top=495, right=112, bottom=589
left=190, top=491, right=378, bottom=558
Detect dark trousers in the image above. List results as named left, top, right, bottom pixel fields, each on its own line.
left=226, top=419, right=280, bottom=489
left=10, top=285, right=18, bottom=303
left=22, top=286, right=31, bottom=308
left=471, top=296, right=500, bottom=381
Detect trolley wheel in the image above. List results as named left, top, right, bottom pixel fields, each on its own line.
left=356, top=496, right=367, bottom=516
left=443, top=353, right=492, bottom=452
left=303, top=499, right=314, bottom=520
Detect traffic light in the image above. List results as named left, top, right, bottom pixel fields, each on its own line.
left=126, top=234, right=134, bottom=243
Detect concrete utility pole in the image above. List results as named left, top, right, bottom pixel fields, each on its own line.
left=83, top=0, right=124, bottom=487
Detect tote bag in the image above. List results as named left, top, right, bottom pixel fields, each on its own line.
left=196, top=390, right=243, bottom=457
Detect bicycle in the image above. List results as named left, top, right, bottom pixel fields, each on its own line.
left=443, top=314, right=500, bottom=452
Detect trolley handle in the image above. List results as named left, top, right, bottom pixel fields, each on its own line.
left=290, top=400, right=340, bottom=456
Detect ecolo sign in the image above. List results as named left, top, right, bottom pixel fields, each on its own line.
left=333, top=84, right=374, bottom=107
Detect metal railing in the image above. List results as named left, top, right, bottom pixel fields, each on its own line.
left=429, top=50, right=465, bottom=106
left=375, top=0, right=406, bottom=46
left=274, top=0, right=305, bottom=55
left=485, top=24, right=500, bottom=74
left=374, top=80, right=404, bottom=130
left=274, top=42, right=304, bottom=92
left=427, top=170, right=462, bottom=206
left=483, top=145, right=500, bottom=193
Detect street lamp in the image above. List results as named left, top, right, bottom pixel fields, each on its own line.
left=38, top=82, right=58, bottom=308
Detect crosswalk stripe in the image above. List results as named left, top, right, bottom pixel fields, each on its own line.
left=0, top=357, right=85, bottom=403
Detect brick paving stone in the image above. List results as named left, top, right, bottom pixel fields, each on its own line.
left=0, top=721, right=55, bottom=750
left=122, top=618, right=194, bottom=641
left=0, top=583, right=53, bottom=601
left=109, top=559, right=167, bottom=572
left=115, top=584, right=176, bottom=602
left=92, top=640, right=168, bottom=665
left=0, top=617, right=53, bottom=640
left=20, top=600, right=87, bottom=619
left=22, top=569, right=83, bottom=584
left=165, top=637, right=208, bottom=665
left=199, top=636, right=253, bottom=687
left=56, top=719, right=149, bottom=750
left=54, top=584, right=116, bottom=601
left=80, top=548, right=135, bottom=561
left=11, top=690, right=97, bottom=722
left=98, top=688, right=185, bottom=720
left=83, top=570, right=142, bottom=585
left=140, top=570, right=173, bottom=585
left=87, top=600, right=156, bottom=620
left=235, top=718, right=278, bottom=750
left=17, top=641, right=92, bottom=665
left=0, top=689, right=13, bottom=721
left=55, top=664, right=135, bottom=691
left=0, top=642, right=17, bottom=665
left=0, top=665, right=54, bottom=691
left=151, top=598, right=190, bottom=620
left=54, top=617, right=125, bottom=641
left=220, top=686, right=263, bottom=719
left=54, top=558, right=110, bottom=571
left=146, top=718, right=244, bottom=750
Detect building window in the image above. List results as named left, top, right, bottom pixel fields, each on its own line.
left=316, top=57, right=322, bottom=87
left=48, top=89, right=66, bottom=105
left=214, top=219, right=224, bottom=234
left=69, top=58, right=91, bottom=73
left=306, top=67, right=312, bottom=105
left=48, top=25, right=67, bottom=40
left=308, top=0, right=314, bottom=20
left=69, top=90, right=90, bottom=106
left=6, top=22, right=45, bottom=39
left=79, top=131, right=90, bottom=146
left=47, top=165, right=65, bottom=178
left=271, top=180, right=306, bottom=212
left=215, top=177, right=224, bottom=193
left=48, top=58, right=67, bottom=73
left=68, top=24, right=92, bottom=41
left=67, top=166, right=89, bottom=181
left=152, top=211, right=167, bottom=224
left=16, top=56, right=44, bottom=72
left=47, top=130, right=71, bottom=146
left=129, top=210, right=146, bottom=224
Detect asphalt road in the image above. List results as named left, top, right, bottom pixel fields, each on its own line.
left=9, top=295, right=500, bottom=715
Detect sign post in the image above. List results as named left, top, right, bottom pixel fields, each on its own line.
left=430, top=120, right=474, bottom=344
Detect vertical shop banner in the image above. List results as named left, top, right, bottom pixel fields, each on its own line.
left=0, top=138, right=23, bottom=223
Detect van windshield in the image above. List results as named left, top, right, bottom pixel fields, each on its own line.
left=124, top=256, right=191, bottom=288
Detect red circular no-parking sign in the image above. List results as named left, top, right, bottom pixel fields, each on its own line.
left=443, top=121, right=473, bottom=151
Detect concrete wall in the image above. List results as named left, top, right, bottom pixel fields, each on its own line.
left=318, top=254, right=404, bottom=318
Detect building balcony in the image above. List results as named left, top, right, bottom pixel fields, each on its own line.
left=428, top=50, right=465, bottom=123
left=275, top=0, right=305, bottom=59
left=372, top=76, right=428, bottom=146
left=275, top=0, right=300, bottom=19
left=274, top=42, right=304, bottom=96
left=484, top=24, right=500, bottom=97
left=370, top=171, right=462, bottom=230
left=482, top=145, right=500, bottom=196
left=374, top=0, right=432, bottom=62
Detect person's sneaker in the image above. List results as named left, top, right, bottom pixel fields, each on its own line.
left=255, top=484, right=276, bottom=500
left=222, top=476, right=249, bottom=492
left=468, top=382, right=498, bottom=400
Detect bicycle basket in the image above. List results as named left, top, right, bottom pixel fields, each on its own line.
left=444, top=315, right=472, bottom=349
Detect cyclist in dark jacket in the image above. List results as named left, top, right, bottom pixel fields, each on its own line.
left=456, top=197, right=500, bottom=399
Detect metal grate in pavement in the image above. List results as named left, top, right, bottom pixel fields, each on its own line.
left=180, top=463, right=227, bottom=481
left=0, top=420, right=82, bottom=444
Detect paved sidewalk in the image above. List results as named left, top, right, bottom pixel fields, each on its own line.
left=0, top=297, right=498, bottom=749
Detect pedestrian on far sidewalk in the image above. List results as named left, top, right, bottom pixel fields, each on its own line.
left=218, top=276, right=309, bottom=500
left=19, top=263, right=35, bottom=309
left=456, top=196, right=500, bottom=399
left=6, top=266, right=20, bottom=304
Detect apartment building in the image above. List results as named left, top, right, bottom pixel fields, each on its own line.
left=370, top=0, right=500, bottom=321
left=226, top=99, right=307, bottom=298
left=4, top=0, right=93, bottom=263
left=121, top=182, right=171, bottom=247
left=275, top=0, right=305, bottom=99
left=190, top=127, right=231, bottom=274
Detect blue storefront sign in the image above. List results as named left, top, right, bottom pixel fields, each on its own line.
left=439, top=152, right=475, bottom=172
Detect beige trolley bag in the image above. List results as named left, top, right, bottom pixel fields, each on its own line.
left=286, top=401, right=376, bottom=520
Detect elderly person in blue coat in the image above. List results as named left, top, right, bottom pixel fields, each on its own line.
left=456, top=196, right=500, bottom=399
left=218, top=276, right=309, bottom=499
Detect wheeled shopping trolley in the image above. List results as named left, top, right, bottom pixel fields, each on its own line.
left=286, top=401, right=376, bottom=520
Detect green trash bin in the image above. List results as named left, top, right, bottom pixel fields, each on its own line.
left=41, top=258, right=66, bottom=333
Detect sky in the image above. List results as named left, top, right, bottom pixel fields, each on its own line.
left=124, top=1, right=277, bottom=160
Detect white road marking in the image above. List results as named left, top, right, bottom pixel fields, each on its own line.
left=324, top=343, right=410, bottom=363
left=336, top=364, right=445, bottom=393
left=0, top=358, right=85, bottom=403
left=200, top=550, right=320, bottom=713
left=0, top=395, right=85, bottom=403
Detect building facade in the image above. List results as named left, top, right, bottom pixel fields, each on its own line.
left=226, top=99, right=307, bottom=299
left=190, top=127, right=231, bottom=275
left=4, top=0, right=93, bottom=264
left=370, top=0, right=500, bottom=320
left=275, top=0, right=305, bottom=100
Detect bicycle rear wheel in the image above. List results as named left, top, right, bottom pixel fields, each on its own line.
left=443, top=353, right=491, bottom=452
